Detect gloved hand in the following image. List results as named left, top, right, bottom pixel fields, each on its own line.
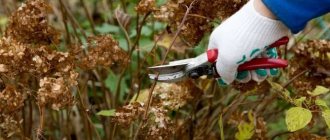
left=208, top=0, right=289, bottom=85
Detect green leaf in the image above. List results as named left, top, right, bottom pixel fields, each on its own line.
left=285, top=107, right=312, bottom=132
left=117, top=37, right=129, bottom=51
left=156, top=0, right=167, bottom=6
left=141, top=26, right=152, bottom=36
left=105, top=71, right=129, bottom=102
left=130, top=89, right=149, bottom=104
left=97, top=109, right=116, bottom=117
left=268, top=117, right=287, bottom=134
left=235, top=111, right=255, bottom=140
left=293, top=97, right=306, bottom=107
left=268, top=80, right=292, bottom=101
left=322, top=110, right=330, bottom=129
left=308, top=85, right=330, bottom=96
left=153, top=22, right=166, bottom=31
left=218, top=114, right=225, bottom=140
left=235, top=123, right=254, bottom=140
left=316, top=99, right=329, bottom=110
left=96, top=23, right=120, bottom=34
left=139, top=37, right=154, bottom=52
left=0, top=16, right=8, bottom=26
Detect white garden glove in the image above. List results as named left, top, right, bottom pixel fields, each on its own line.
left=208, top=0, right=289, bottom=85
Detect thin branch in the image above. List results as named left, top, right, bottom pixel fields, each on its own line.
left=282, top=69, right=309, bottom=88
left=132, top=12, right=152, bottom=50
left=114, top=12, right=151, bottom=106
left=102, top=0, right=114, bottom=23
left=36, top=106, right=45, bottom=140
left=146, top=0, right=198, bottom=118
left=59, top=0, right=88, bottom=40
left=80, top=0, right=96, bottom=34
left=133, top=0, right=198, bottom=138
left=59, top=0, right=71, bottom=44
left=115, top=9, right=132, bottom=50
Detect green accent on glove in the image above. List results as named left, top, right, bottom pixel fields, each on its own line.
left=269, top=68, right=279, bottom=76
left=266, top=48, right=278, bottom=58
left=236, top=71, right=249, bottom=80
left=255, top=69, right=268, bottom=77
left=250, top=48, right=261, bottom=57
left=236, top=55, right=246, bottom=64
left=217, top=78, right=228, bottom=86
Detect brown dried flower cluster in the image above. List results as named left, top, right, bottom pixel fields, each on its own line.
left=0, top=86, right=24, bottom=114
left=0, top=0, right=130, bottom=137
left=153, top=81, right=202, bottom=110
left=114, top=101, right=173, bottom=139
left=5, top=0, right=59, bottom=45
left=0, top=38, right=78, bottom=110
left=0, top=0, right=77, bottom=136
left=153, top=0, right=247, bottom=45
left=138, top=106, right=174, bottom=140
left=231, top=80, right=271, bottom=94
left=136, top=0, right=156, bottom=14
left=289, top=40, right=330, bottom=93
left=255, top=117, right=268, bottom=139
left=0, top=114, right=21, bottom=138
left=288, top=131, right=327, bottom=140
left=113, top=103, right=174, bottom=139
left=0, top=35, right=78, bottom=110
left=112, top=102, right=145, bottom=127
left=113, top=81, right=202, bottom=139
left=37, top=76, right=76, bottom=110
left=80, top=35, right=129, bottom=70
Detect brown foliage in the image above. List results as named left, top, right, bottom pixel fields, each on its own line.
left=80, top=35, right=129, bottom=70
left=0, top=113, right=20, bottom=138
left=5, top=0, right=59, bottom=45
left=37, top=76, right=76, bottom=110
left=288, top=131, right=327, bottom=140
left=153, top=0, right=248, bottom=45
left=0, top=86, right=24, bottom=114
left=136, top=0, right=156, bottom=14
left=0, top=0, right=128, bottom=137
left=290, top=40, right=330, bottom=94
left=112, top=102, right=146, bottom=127
left=136, top=0, right=247, bottom=45
left=113, top=81, right=202, bottom=139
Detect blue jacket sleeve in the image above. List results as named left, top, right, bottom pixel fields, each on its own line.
left=262, top=0, right=330, bottom=33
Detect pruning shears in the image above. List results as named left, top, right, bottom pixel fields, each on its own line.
left=148, top=37, right=290, bottom=83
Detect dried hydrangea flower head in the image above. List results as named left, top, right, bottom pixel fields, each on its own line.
left=37, top=77, right=75, bottom=110
left=153, top=0, right=248, bottom=45
left=290, top=40, right=330, bottom=93
left=136, top=0, right=156, bottom=14
left=113, top=81, right=202, bottom=139
left=0, top=86, right=24, bottom=114
left=80, top=35, right=129, bottom=70
left=112, top=102, right=146, bottom=127
left=152, top=81, right=202, bottom=110
left=5, top=0, right=59, bottom=45
left=0, top=113, right=21, bottom=138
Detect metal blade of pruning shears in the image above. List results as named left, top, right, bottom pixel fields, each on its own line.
left=148, top=63, right=188, bottom=74
left=148, top=71, right=186, bottom=82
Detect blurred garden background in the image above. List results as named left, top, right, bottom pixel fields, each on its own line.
left=0, top=0, right=329, bottom=139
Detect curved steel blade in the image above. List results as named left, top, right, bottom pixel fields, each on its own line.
left=148, top=71, right=186, bottom=83
left=148, top=63, right=187, bottom=74
left=169, top=58, right=194, bottom=65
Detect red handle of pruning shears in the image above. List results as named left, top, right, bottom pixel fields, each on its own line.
left=207, top=37, right=289, bottom=70
left=237, top=58, right=288, bottom=71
